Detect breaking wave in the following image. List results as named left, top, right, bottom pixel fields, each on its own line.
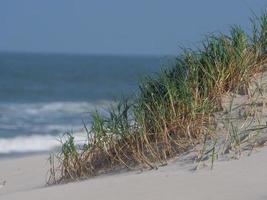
left=0, top=101, right=112, bottom=154
left=0, top=132, right=89, bottom=154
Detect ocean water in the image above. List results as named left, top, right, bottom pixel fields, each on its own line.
left=0, top=52, right=170, bottom=155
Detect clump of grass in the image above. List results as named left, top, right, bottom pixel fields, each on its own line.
left=49, top=10, right=267, bottom=183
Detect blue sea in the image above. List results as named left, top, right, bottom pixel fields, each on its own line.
left=0, top=52, right=171, bottom=155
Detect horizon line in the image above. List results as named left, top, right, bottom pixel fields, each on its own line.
left=0, top=50, right=176, bottom=58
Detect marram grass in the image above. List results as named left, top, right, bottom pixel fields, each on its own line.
left=48, top=10, right=267, bottom=184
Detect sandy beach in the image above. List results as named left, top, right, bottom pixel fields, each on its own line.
left=1, top=2, right=267, bottom=200
left=0, top=146, right=267, bottom=200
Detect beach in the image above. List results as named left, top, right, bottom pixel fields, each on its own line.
left=1, top=2, right=267, bottom=200
left=0, top=146, right=267, bottom=200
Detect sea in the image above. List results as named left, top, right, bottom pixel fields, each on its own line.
left=0, top=52, right=171, bottom=156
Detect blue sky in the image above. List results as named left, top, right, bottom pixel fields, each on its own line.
left=0, top=0, right=266, bottom=55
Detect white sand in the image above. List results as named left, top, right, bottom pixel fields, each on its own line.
left=0, top=146, right=267, bottom=200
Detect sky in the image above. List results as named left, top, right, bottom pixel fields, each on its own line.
left=0, top=0, right=267, bottom=55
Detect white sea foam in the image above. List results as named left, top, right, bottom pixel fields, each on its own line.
left=0, top=132, right=88, bottom=154
left=0, top=134, right=60, bottom=154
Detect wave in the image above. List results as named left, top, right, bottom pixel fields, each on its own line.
left=0, top=100, right=113, bottom=138
left=0, top=132, right=88, bottom=154
left=0, top=100, right=112, bottom=116
left=0, top=100, right=113, bottom=154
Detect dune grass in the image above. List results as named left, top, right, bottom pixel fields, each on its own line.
left=48, top=10, right=267, bottom=184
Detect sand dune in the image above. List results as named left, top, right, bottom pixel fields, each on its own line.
left=0, top=146, right=267, bottom=200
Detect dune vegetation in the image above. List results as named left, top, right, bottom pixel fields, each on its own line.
left=49, top=10, right=267, bottom=183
